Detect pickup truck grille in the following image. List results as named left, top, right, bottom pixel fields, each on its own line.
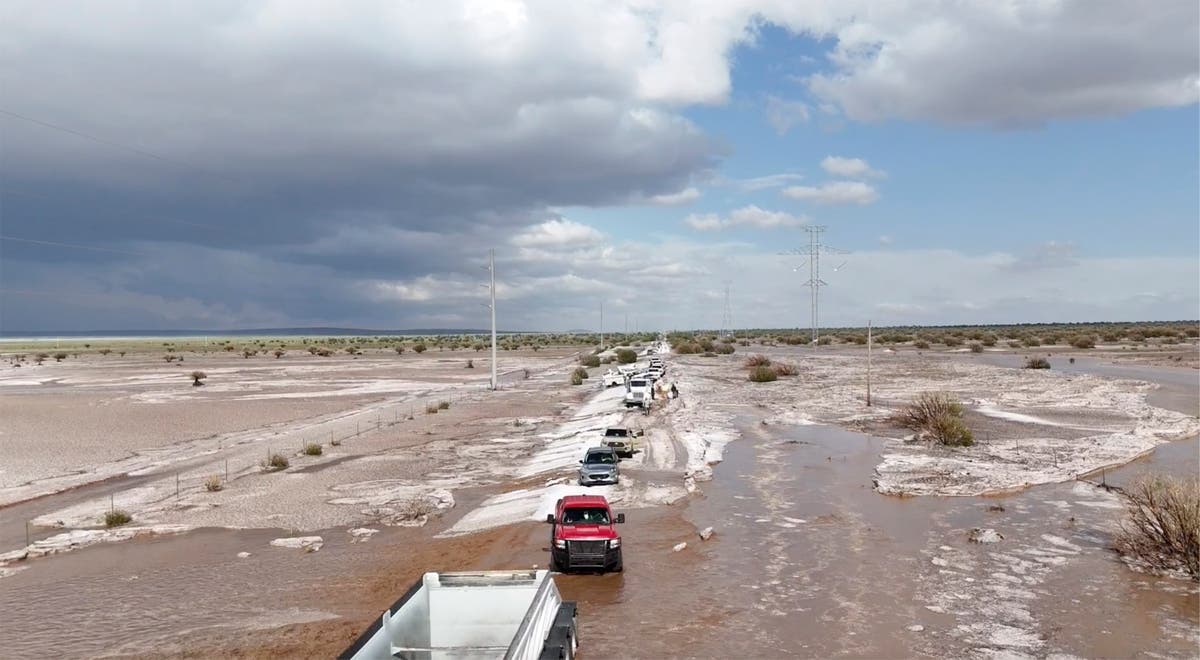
left=568, top=540, right=607, bottom=556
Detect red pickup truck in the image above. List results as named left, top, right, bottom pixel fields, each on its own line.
left=546, top=494, right=625, bottom=573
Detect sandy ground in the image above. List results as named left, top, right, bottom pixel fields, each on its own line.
left=0, top=338, right=1196, bottom=658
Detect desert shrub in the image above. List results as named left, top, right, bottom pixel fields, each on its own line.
left=981, top=334, right=997, bottom=347
left=846, top=334, right=867, bottom=345
left=1007, top=340, right=1022, bottom=348
left=99, top=348, right=112, bottom=356
left=1024, top=357, right=1051, bottom=369
left=614, top=348, right=637, bottom=364
left=748, top=365, right=778, bottom=382
left=204, top=474, right=223, bottom=492
left=1070, top=335, right=1097, bottom=349
left=438, top=400, right=451, bottom=409
left=580, top=354, right=601, bottom=368
left=941, top=336, right=963, bottom=347
left=303, top=442, right=323, bottom=456
left=674, top=342, right=702, bottom=354
left=1186, top=328, right=1199, bottom=338
left=425, top=403, right=439, bottom=414
left=571, top=366, right=589, bottom=382
left=262, top=453, right=289, bottom=471
left=274, top=349, right=285, bottom=358
left=466, top=359, right=474, bottom=369
left=190, top=371, right=206, bottom=386
left=1101, top=331, right=1123, bottom=342
left=243, top=349, right=256, bottom=359
left=569, top=370, right=584, bottom=385
left=105, top=510, right=132, bottom=527
left=968, top=343, right=984, bottom=353
left=119, top=351, right=126, bottom=357
left=890, top=392, right=973, bottom=446
left=224, top=345, right=236, bottom=352
left=914, top=340, right=930, bottom=349
left=473, top=343, right=485, bottom=352
left=744, top=354, right=772, bottom=368
left=163, top=355, right=178, bottom=363
left=772, top=362, right=798, bottom=377
left=394, top=346, right=405, bottom=354
left=714, top=343, right=735, bottom=354
left=53, top=352, right=67, bottom=361
left=817, top=336, right=832, bottom=345
left=1162, top=337, right=1179, bottom=345
left=413, top=343, right=427, bottom=353
left=1114, top=475, right=1199, bottom=580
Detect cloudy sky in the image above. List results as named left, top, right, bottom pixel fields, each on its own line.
left=1, top=1, right=1197, bottom=332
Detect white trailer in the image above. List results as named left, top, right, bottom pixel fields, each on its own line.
left=340, top=570, right=578, bottom=660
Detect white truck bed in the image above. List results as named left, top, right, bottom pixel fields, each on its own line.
left=340, top=570, right=576, bottom=660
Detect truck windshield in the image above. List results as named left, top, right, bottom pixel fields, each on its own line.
left=605, top=429, right=628, bottom=437
left=561, top=507, right=610, bottom=525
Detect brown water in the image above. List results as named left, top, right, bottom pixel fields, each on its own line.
left=1, top=370, right=1196, bottom=658
left=564, top=418, right=1198, bottom=658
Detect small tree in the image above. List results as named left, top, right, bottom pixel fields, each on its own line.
left=274, top=349, right=285, bottom=359
left=615, top=348, right=637, bottom=364
left=395, top=346, right=405, bottom=355
left=1024, top=357, right=1051, bottom=369
left=413, top=343, right=427, bottom=354
left=466, top=359, right=475, bottom=368
left=190, top=371, right=207, bottom=386
left=53, top=352, right=67, bottom=362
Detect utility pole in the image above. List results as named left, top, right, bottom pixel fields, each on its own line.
left=780, top=226, right=847, bottom=346
left=486, top=249, right=497, bottom=391
left=599, top=301, right=604, bottom=350
left=867, top=319, right=872, bottom=406
left=720, top=280, right=733, bottom=338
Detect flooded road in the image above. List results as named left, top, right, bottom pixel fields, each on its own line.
left=565, top=413, right=1198, bottom=658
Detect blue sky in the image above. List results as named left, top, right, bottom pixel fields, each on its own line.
left=1, top=2, right=1197, bottom=331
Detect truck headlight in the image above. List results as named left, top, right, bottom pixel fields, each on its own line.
left=554, top=539, right=566, bottom=549
left=609, top=538, right=621, bottom=549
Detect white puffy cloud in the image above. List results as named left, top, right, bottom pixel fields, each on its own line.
left=736, top=173, right=806, bottom=191
left=782, top=181, right=879, bottom=205
left=820, top=156, right=885, bottom=179
left=511, top=219, right=605, bottom=248
left=804, top=1, right=1200, bottom=127
left=684, top=205, right=808, bottom=231
left=642, top=187, right=702, bottom=206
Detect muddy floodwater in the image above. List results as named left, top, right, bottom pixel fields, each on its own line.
left=0, top=344, right=1196, bottom=658
left=562, top=418, right=1199, bottom=658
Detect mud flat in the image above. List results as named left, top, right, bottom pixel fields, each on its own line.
left=0, top=340, right=1196, bottom=658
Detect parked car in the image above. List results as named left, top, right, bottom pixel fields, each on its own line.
left=578, top=446, right=620, bottom=485
left=547, top=494, right=625, bottom=573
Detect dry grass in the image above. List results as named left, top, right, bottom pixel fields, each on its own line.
left=1024, top=356, right=1051, bottom=369
left=772, top=362, right=798, bottom=376
left=1115, top=475, right=1199, bottom=581
left=261, top=452, right=289, bottom=471
left=744, top=354, right=772, bottom=368
left=890, top=392, right=974, bottom=447
left=204, top=474, right=223, bottom=492
left=303, top=442, right=323, bottom=456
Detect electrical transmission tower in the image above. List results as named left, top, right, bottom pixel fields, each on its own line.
left=720, top=280, right=733, bottom=337
left=780, top=226, right=847, bottom=345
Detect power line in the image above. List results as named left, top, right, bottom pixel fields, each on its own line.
left=780, top=226, right=848, bottom=345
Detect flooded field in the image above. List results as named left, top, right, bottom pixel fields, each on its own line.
left=0, top=341, right=1196, bottom=658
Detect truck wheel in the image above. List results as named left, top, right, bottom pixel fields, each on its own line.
left=613, top=552, right=624, bottom=573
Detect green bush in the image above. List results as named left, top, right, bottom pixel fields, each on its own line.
left=890, top=392, right=973, bottom=447
left=714, top=343, right=735, bottom=354
left=674, top=342, right=702, bottom=354
left=1070, top=335, right=1097, bottom=349
left=105, top=510, right=132, bottom=527
left=413, top=343, right=427, bottom=353
left=615, top=348, right=637, bottom=364
left=748, top=366, right=778, bottom=382
left=580, top=354, right=601, bottom=368
left=941, top=336, right=963, bottom=347
left=438, top=400, right=451, bottom=409
left=303, top=442, right=323, bottom=456
left=569, top=370, right=584, bottom=386
left=1024, top=357, right=1051, bottom=369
